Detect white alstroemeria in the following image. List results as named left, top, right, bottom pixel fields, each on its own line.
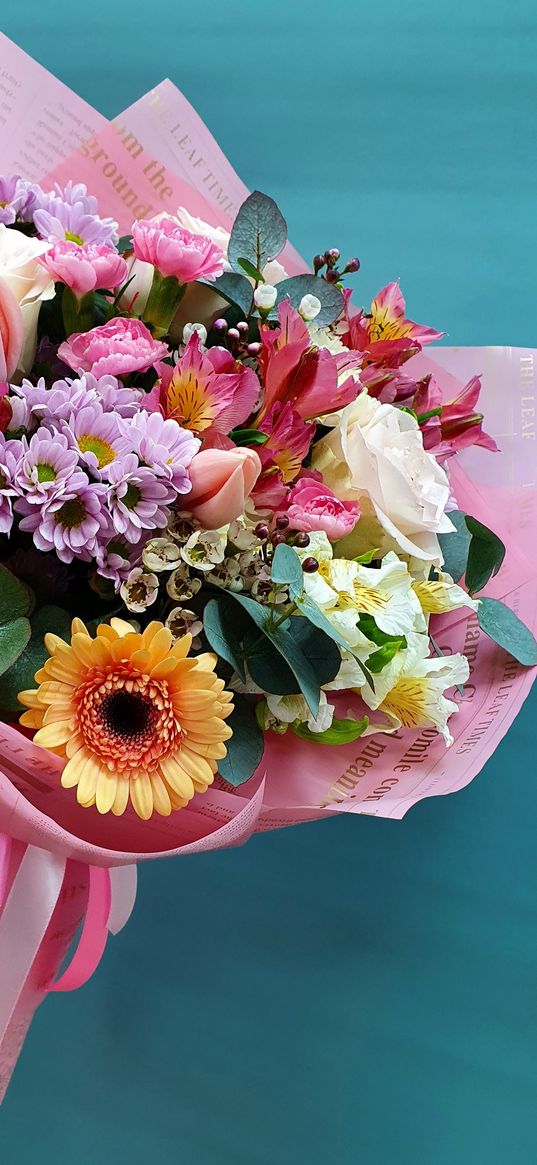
left=266, top=691, right=335, bottom=734
left=181, top=526, right=229, bottom=572
left=308, top=326, right=347, bottom=355
left=293, top=530, right=334, bottom=566
left=361, top=631, right=469, bottom=744
left=412, top=572, right=480, bottom=616
left=304, top=551, right=425, bottom=637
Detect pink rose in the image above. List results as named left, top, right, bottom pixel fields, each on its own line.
left=58, top=317, right=169, bottom=378
left=186, top=447, right=261, bottom=529
left=41, top=241, right=128, bottom=299
left=283, top=475, right=360, bottom=541
left=132, top=218, right=225, bottom=283
left=0, top=275, right=24, bottom=380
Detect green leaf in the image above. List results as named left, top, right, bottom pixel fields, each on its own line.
left=292, top=716, right=369, bottom=746
left=237, top=257, right=266, bottom=283
left=0, top=565, right=33, bottom=625
left=354, top=548, right=381, bottom=565
left=0, top=619, right=31, bottom=679
left=275, top=274, right=345, bottom=327
left=477, top=597, right=537, bottom=666
left=358, top=614, right=404, bottom=649
left=117, top=234, right=133, bottom=254
left=203, top=598, right=247, bottom=681
left=438, top=510, right=471, bottom=582
left=217, top=697, right=265, bottom=787
left=201, top=272, right=254, bottom=316
left=271, top=543, right=303, bottom=596
left=465, top=515, right=506, bottom=594
left=228, top=190, right=287, bottom=275
left=294, top=593, right=374, bottom=691
left=230, top=428, right=269, bottom=447
left=0, top=605, right=71, bottom=712
left=366, top=639, right=405, bottom=674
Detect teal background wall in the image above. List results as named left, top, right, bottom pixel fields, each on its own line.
left=2, top=3, right=537, bottom=1161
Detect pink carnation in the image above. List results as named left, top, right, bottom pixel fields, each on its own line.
left=40, top=241, right=128, bottom=299
left=283, top=475, right=360, bottom=541
left=132, top=217, right=225, bottom=283
left=58, top=318, right=169, bottom=378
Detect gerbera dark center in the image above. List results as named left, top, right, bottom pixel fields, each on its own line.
left=100, top=691, right=153, bottom=739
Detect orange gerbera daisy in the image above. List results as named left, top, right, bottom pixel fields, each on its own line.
left=19, top=617, right=234, bottom=820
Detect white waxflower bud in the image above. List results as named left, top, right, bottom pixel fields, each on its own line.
left=120, top=568, right=159, bottom=613
left=253, top=283, right=278, bottom=312
left=165, top=606, right=203, bottom=646
left=166, top=563, right=202, bottom=602
left=182, top=322, right=208, bottom=345
left=298, top=293, right=322, bottom=322
left=142, top=538, right=183, bottom=573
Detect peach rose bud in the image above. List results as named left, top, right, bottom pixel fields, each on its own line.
left=186, top=447, right=261, bottom=529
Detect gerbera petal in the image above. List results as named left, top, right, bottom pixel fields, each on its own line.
left=149, top=771, right=172, bottom=816
left=130, top=773, right=154, bottom=820
left=111, top=777, right=130, bottom=816
left=158, top=756, right=195, bottom=800
left=96, top=768, right=118, bottom=815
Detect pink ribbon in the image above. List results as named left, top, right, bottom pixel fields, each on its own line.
left=0, top=834, right=137, bottom=1099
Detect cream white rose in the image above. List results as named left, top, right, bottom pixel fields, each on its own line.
left=0, top=224, right=55, bottom=374
left=313, top=392, right=454, bottom=562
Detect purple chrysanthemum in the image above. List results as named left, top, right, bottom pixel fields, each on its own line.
left=0, top=438, right=23, bottom=534
left=32, top=181, right=119, bottom=247
left=0, top=175, right=37, bottom=226
left=106, top=454, right=172, bottom=543
left=17, top=474, right=108, bottom=563
left=14, top=430, right=80, bottom=503
left=95, top=532, right=148, bottom=589
left=62, top=403, right=132, bottom=478
left=118, top=411, right=199, bottom=494
left=12, top=373, right=144, bottom=429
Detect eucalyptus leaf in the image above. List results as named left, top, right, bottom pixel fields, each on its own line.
left=245, top=631, right=301, bottom=695
left=477, top=597, right=537, bottom=666
left=217, top=697, right=265, bottom=787
left=200, top=272, right=254, bottom=316
left=203, top=598, right=247, bottom=681
left=294, top=593, right=374, bottom=691
left=117, top=234, right=133, bottom=254
left=228, top=191, right=287, bottom=275
left=0, top=565, right=33, bottom=625
left=465, top=516, right=506, bottom=594
left=0, top=605, right=71, bottom=714
left=0, top=618, right=31, bottom=678
left=275, top=274, right=345, bottom=327
left=292, top=716, right=369, bottom=746
left=271, top=543, right=303, bottom=596
left=227, top=592, right=326, bottom=715
left=438, top=510, right=471, bottom=582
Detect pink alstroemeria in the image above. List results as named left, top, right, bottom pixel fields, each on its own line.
left=153, top=333, right=259, bottom=440
left=414, top=374, right=499, bottom=461
left=344, top=281, right=444, bottom=367
left=258, top=302, right=359, bottom=422
left=251, top=401, right=316, bottom=508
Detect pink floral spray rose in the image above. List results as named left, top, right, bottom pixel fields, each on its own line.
left=280, top=475, right=360, bottom=541
left=57, top=317, right=169, bottom=378
left=132, top=217, right=225, bottom=336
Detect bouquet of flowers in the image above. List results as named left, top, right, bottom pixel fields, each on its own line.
left=0, top=35, right=535, bottom=1098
